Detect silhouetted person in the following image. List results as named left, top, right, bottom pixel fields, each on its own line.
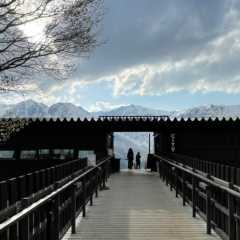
left=127, top=148, right=134, bottom=169
left=136, top=152, right=141, bottom=169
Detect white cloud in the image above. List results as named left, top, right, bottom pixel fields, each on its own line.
left=65, top=0, right=240, bottom=98
left=3, top=0, right=240, bottom=105
left=109, top=16, right=240, bottom=96
left=89, top=101, right=127, bottom=112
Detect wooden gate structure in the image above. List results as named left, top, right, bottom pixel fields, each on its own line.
left=0, top=116, right=240, bottom=239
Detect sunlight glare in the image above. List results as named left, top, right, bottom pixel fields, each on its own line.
left=20, top=20, right=47, bottom=43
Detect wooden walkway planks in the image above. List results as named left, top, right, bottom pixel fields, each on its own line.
left=64, top=170, right=220, bottom=240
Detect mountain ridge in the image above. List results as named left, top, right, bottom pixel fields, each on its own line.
left=2, top=100, right=240, bottom=119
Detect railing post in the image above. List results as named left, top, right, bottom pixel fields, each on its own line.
left=0, top=181, right=8, bottom=240
left=158, top=159, right=162, bottom=178
left=236, top=199, right=240, bottom=240
left=82, top=177, right=86, bottom=218
left=53, top=196, right=60, bottom=240
left=47, top=200, right=55, bottom=240
left=162, top=161, right=165, bottom=181
left=19, top=198, right=30, bottom=240
left=159, top=160, right=162, bottom=179
left=192, top=176, right=196, bottom=218
left=90, top=195, right=93, bottom=206
left=175, top=168, right=178, bottom=198
left=206, top=184, right=211, bottom=235
left=170, top=167, right=174, bottom=191
left=106, top=159, right=110, bottom=180
left=71, top=184, right=77, bottom=234
left=164, top=162, right=167, bottom=183
left=182, top=171, right=186, bottom=206
left=99, top=167, right=103, bottom=190
left=166, top=163, right=170, bottom=186
left=162, top=161, right=165, bottom=182
left=228, top=183, right=235, bottom=240
left=103, top=167, right=106, bottom=189
left=95, top=170, right=99, bottom=198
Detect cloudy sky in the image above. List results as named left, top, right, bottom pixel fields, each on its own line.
left=3, top=0, right=240, bottom=111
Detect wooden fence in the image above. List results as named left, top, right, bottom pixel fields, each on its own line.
left=0, top=159, right=87, bottom=181
left=168, top=153, right=240, bottom=185
left=153, top=154, right=240, bottom=240
left=0, top=156, right=111, bottom=240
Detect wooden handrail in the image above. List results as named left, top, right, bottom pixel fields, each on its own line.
left=154, top=154, right=240, bottom=240
left=154, top=154, right=240, bottom=199
left=0, top=156, right=111, bottom=233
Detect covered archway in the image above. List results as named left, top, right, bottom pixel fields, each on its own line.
left=1, top=116, right=240, bottom=167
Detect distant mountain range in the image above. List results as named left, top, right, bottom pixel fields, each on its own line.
left=95, top=104, right=170, bottom=117
left=2, top=99, right=240, bottom=119
left=1, top=100, right=240, bottom=168
left=0, top=100, right=91, bottom=119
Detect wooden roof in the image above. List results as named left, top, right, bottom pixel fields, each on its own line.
left=0, top=116, right=240, bottom=142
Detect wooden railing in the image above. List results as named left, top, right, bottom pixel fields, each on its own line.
left=153, top=154, right=240, bottom=240
left=0, top=156, right=111, bottom=240
left=0, top=158, right=88, bottom=225
left=0, top=158, right=88, bottom=181
left=168, top=153, right=240, bottom=184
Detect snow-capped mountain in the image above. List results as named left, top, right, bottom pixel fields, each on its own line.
left=0, top=103, right=13, bottom=116
left=2, top=100, right=240, bottom=119
left=0, top=101, right=172, bottom=119
left=3, top=100, right=49, bottom=118
left=175, top=104, right=240, bottom=119
left=97, top=104, right=170, bottom=117
left=48, top=103, right=91, bottom=119
left=2, top=100, right=92, bottom=119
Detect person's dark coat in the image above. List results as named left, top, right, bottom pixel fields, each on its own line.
left=136, top=152, right=141, bottom=169
left=127, top=148, right=134, bottom=169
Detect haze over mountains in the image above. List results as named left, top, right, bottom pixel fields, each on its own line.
left=1, top=100, right=240, bottom=168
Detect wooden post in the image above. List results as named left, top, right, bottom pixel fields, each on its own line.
left=19, top=198, right=30, bottom=240
left=236, top=199, right=240, bottom=240
left=192, top=176, right=196, bottom=218
left=236, top=168, right=240, bottom=186
left=47, top=201, right=55, bottom=240
left=162, top=162, right=165, bottom=182
left=165, top=164, right=168, bottom=186
left=0, top=181, right=8, bottom=240
left=182, top=171, right=186, bottom=206
left=95, top=173, right=99, bottom=198
left=230, top=167, right=236, bottom=185
left=159, top=160, right=162, bottom=179
left=71, top=184, right=76, bottom=234
left=103, top=165, right=107, bottom=188
left=90, top=194, right=93, bottom=206
left=175, top=169, right=178, bottom=198
left=9, top=178, right=18, bottom=240
left=206, top=185, right=211, bottom=235
left=170, top=167, right=175, bottom=191
left=165, top=163, right=169, bottom=186
left=228, top=184, right=235, bottom=240
left=82, top=178, right=86, bottom=218
left=53, top=196, right=60, bottom=240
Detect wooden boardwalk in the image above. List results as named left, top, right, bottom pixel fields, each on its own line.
left=64, top=170, right=220, bottom=240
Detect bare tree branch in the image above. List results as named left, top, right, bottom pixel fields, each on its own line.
left=0, top=0, right=104, bottom=92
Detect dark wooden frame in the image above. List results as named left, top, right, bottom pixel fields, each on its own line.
left=154, top=154, right=240, bottom=240
left=0, top=157, right=111, bottom=240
